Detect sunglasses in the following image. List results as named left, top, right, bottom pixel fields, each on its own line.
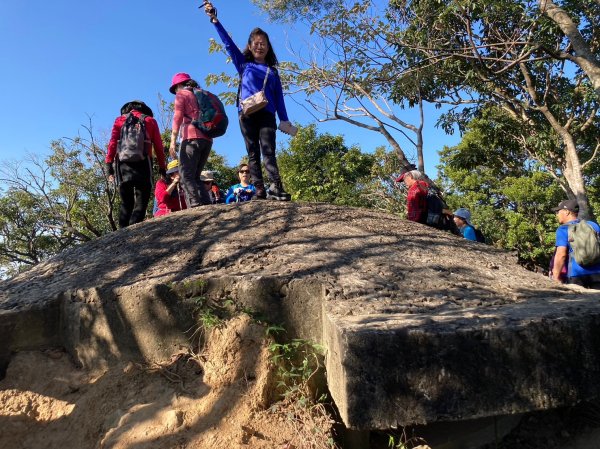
left=239, top=170, right=250, bottom=174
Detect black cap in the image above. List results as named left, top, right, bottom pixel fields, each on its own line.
left=120, top=100, right=154, bottom=117
left=552, top=199, right=579, bottom=213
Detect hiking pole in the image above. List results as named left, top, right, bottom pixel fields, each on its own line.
left=177, top=183, right=183, bottom=211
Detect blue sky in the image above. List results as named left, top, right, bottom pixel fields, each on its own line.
left=0, top=0, right=459, bottom=174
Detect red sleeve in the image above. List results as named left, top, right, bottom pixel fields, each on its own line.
left=105, top=116, right=125, bottom=163
left=146, top=117, right=166, bottom=170
left=155, top=179, right=170, bottom=204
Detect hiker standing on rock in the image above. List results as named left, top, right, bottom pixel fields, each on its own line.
left=169, top=73, right=213, bottom=207
left=396, top=168, right=428, bottom=223
left=106, top=100, right=167, bottom=228
left=204, top=1, right=294, bottom=201
left=552, top=199, right=600, bottom=288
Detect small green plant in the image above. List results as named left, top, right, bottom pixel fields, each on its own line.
left=388, top=435, right=408, bottom=449
left=387, top=429, right=428, bottom=449
left=198, top=308, right=222, bottom=330
left=268, top=334, right=325, bottom=403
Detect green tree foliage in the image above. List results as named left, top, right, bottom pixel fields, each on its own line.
left=0, top=127, right=118, bottom=277
left=254, top=0, right=600, bottom=217
left=0, top=190, right=61, bottom=277
left=277, top=125, right=374, bottom=206
left=439, top=109, right=565, bottom=268
left=360, top=146, right=407, bottom=215
left=387, top=0, right=600, bottom=217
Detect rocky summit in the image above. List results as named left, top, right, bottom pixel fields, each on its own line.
left=2, top=201, right=600, bottom=430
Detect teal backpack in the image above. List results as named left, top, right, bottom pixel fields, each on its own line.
left=568, top=220, right=600, bottom=266
left=190, top=88, right=229, bottom=138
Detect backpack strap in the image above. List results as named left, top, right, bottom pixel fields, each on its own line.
left=236, top=65, right=271, bottom=107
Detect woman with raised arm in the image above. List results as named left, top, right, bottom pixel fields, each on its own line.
left=205, top=2, right=295, bottom=201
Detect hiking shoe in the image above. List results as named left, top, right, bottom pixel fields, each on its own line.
left=254, top=183, right=267, bottom=200
left=266, top=183, right=291, bottom=201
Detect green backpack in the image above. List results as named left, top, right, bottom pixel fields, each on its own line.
left=568, top=220, right=600, bottom=266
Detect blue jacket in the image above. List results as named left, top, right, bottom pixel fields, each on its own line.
left=225, top=183, right=256, bottom=204
left=213, top=21, right=289, bottom=121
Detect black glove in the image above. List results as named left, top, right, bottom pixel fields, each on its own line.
left=158, top=167, right=167, bottom=179
left=106, top=162, right=115, bottom=176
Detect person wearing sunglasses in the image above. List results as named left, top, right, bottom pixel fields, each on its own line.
left=225, top=163, right=256, bottom=204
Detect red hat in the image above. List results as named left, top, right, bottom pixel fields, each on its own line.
left=395, top=163, right=416, bottom=183
left=395, top=172, right=408, bottom=182
left=169, top=72, right=192, bottom=94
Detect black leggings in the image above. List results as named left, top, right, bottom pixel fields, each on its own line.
left=239, top=110, right=281, bottom=186
left=119, top=179, right=151, bottom=228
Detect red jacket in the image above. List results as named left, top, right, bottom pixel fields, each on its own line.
left=154, top=179, right=187, bottom=216
left=106, top=110, right=166, bottom=170
left=407, top=180, right=428, bottom=223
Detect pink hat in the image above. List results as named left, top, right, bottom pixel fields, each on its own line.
left=169, top=72, right=192, bottom=94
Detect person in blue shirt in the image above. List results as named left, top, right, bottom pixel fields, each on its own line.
left=225, top=164, right=256, bottom=204
left=205, top=2, right=292, bottom=202
left=453, top=208, right=477, bottom=242
left=552, top=199, right=600, bottom=288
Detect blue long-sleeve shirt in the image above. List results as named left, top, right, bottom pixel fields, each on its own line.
left=461, top=224, right=477, bottom=241
left=225, top=183, right=256, bottom=204
left=213, top=20, right=289, bottom=121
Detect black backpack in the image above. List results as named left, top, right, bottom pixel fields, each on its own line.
left=117, top=113, right=148, bottom=162
left=467, top=225, right=486, bottom=243
left=425, top=190, right=445, bottom=227
left=474, top=228, right=486, bottom=243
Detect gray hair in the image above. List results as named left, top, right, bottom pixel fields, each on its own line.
left=407, top=169, right=423, bottom=180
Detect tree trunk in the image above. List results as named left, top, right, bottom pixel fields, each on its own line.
left=540, top=0, right=600, bottom=97
left=540, top=108, right=593, bottom=219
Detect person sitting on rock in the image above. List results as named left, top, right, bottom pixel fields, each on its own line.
left=453, top=208, right=478, bottom=242
left=154, top=160, right=187, bottom=216
left=396, top=168, right=428, bottom=223
left=225, top=164, right=256, bottom=204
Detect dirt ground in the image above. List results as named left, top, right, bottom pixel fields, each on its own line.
left=3, top=315, right=600, bottom=449
left=0, top=315, right=334, bottom=449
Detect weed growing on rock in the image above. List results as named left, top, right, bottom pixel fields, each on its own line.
left=266, top=326, right=337, bottom=448
left=387, top=430, right=429, bottom=449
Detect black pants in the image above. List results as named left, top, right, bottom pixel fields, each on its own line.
left=239, top=110, right=281, bottom=186
left=179, top=138, right=212, bottom=207
left=118, top=159, right=152, bottom=228
left=568, top=274, right=600, bottom=289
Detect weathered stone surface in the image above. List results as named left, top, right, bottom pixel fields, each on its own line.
left=1, top=202, right=600, bottom=429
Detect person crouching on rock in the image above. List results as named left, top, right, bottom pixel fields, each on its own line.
left=154, top=160, right=187, bottom=217
left=225, top=163, right=256, bottom=204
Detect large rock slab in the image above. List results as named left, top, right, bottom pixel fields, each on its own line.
left=1, top=202, right=600, bottom=429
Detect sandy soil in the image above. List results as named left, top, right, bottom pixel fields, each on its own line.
left=0, top=315, right=334, bottom=449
